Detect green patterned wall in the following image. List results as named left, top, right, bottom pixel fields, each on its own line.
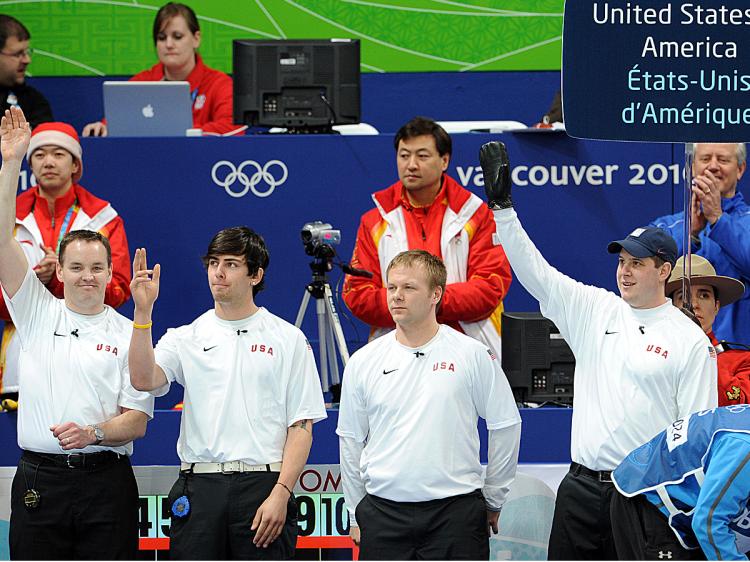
left=4, top=1, right=563, bottom=76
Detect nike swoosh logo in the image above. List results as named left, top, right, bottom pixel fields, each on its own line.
left=203, top=346, right=217, bottom=352
left=54, top=332, right=67, bottom=337
left=382, top=369, right=398, bottom=375
left=605, top=330, right=618, bottom=335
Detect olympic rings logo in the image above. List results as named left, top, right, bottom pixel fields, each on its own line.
left=210, top=160, right=289, bottom=198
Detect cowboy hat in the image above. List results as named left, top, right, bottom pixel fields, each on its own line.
left=666, top=255, right=745, bottom=307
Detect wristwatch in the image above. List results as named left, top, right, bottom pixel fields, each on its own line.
left=91, top=424, right=105, bottom=445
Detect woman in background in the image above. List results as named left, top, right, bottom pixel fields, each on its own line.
left=83, top=2, right=236, bottom=136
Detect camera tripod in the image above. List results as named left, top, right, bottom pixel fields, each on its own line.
left=294, top=262, right=350, bottom=402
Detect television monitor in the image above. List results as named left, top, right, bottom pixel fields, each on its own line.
left=501, top=312, right=576, bottom=405
left=233, top=38, right=360, bottom=131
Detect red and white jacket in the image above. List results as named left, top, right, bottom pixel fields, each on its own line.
left=0, top=184, right=131, bottom=393
left=343, top=175, right=512, bottom=359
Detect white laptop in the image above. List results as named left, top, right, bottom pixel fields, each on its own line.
left=103, top=81, right=193, bottom=137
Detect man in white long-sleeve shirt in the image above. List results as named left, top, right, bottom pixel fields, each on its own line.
left=479, top=142, right=718, bottom=560
left=337, top=249, right=521, bottom=560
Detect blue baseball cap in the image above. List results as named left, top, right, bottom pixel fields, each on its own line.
left=607, top=227, right=678, bottom=266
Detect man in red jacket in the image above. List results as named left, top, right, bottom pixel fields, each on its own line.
left=343, top=117, right=512, bottom=358
left=667, top=254, right=750, bottom=405
left=0, top=121, right=131, bottom=396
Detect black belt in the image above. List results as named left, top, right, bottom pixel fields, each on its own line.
left=22, top=449, right=122, bottom=469
left=571, top=461, right=613, bottom=483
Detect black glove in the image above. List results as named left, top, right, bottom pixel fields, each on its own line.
left=479, top=141, right=512, bottom=210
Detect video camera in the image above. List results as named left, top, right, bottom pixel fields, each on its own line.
left=300, top=220, right=372, bottom=279
left=301, top=221, right=341, bottom=259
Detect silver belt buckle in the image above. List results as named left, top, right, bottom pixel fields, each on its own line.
left=221, top=461, right=238, bottom=474
left=66, top=454, right=82, bottom=468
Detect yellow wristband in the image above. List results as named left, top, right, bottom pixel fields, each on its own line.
left=133, top=321, right=153, bottom=330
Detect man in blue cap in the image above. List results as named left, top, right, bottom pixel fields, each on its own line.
left=479, top=142, right=718, bottom=560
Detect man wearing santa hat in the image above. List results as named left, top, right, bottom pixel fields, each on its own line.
left=0, top=121, right=131, bottom=399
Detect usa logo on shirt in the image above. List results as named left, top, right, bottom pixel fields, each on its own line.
left=646, top=344, right=669, bottom=359
left=708, top=346, right=717, bottom=359
left=487, top=349, right=496, bottom=361
left=250, top=344, right=274, bottom=356
left=433, top=361, right=455, bottom=373
left=96, top=343, right=119, bottom=356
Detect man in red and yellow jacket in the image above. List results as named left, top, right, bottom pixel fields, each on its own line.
left=343, top=117, right=512, bottom=358
left=0, top=122, right=131, bottom=395
left=667, top=254, right=750, bottom=406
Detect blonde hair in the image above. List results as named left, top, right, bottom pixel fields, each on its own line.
left=386, top=250, right=447, bottom=306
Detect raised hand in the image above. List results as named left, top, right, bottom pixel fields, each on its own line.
left=33, top=244, right=58, bottom=285
left=0, top=107, right=31, bottom=163
left=130, top=248, right=161, bottom=311
left=479, top=141, right=513, bottom=210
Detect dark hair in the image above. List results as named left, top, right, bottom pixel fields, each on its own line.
left=647, top=255, right=673, bottom=292
left=59, top=230, right=112, bottom=266
left=670, top=284, right=718, bottom=302
left=393, top=116, right=452, bottom=158
left=152, top=2, right=200, bottom=44
left=0, top=15, right=30, bottom=50
left=202, top=226, right=269, bottom=296
left=651, top=256, right=666, bottom=269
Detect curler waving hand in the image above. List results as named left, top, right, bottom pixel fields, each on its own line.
left=479, top=141, right=512, bottom=210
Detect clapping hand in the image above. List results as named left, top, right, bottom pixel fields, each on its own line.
left=691, top=169, right=722, bottom=230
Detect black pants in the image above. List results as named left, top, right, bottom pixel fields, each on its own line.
left=547, top=463, right=618, bottom=560
left=167, top=471, right=298, bottom=560
left=9, top=450, right=139, bottom=560
left=610, top=493, right=706, bottom=560
left=355, top=490, right=489, bottom=560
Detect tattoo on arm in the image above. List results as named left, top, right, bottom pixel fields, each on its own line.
left=291, top=419, right=311, bottom=433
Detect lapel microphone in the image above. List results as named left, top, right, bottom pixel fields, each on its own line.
left=236, top=329, right=248, bottom=336
left=70, top=329, right=79, bottom=338
left=414, top=351, right=424, bottom=358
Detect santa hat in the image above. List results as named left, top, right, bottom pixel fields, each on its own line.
left=27, top=122, right=83, bottom=182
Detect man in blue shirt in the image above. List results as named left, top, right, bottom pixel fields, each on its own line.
left=612, top=405, right=750, bottom=560
left=650, top=143, right=750, bottom=344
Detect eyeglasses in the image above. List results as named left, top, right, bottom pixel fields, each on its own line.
left=0, top=48, right=33, bottom=60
